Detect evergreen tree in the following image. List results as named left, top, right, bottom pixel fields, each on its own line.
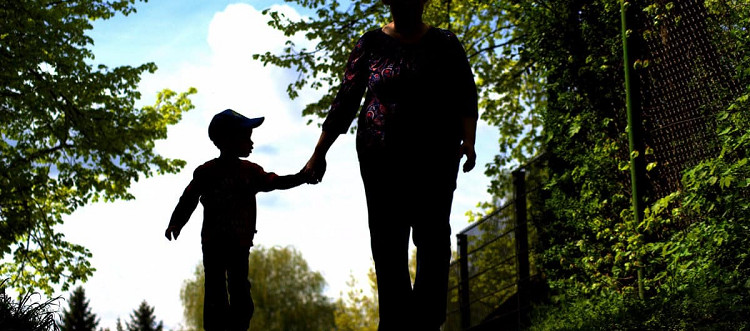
left=125, top=301, right=163, bottom=331
left=59, top=286, right=99, bottom=331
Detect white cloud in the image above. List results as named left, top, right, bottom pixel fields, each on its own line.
left=58, top=2, right=497, bottom=330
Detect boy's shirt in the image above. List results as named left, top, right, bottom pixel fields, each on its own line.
left=168, top=157, right=280, bottom=247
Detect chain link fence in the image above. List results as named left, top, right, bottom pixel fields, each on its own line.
left=443, top=0, right=747, bottom=329
left=637, top=0, right=744, bottom=203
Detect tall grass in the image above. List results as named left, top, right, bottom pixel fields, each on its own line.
left=0, top=281, right=61, bottom=331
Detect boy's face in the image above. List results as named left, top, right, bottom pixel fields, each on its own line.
left=236, top=129, right=254, bottom=157
left=221, top=128, right=254, bottom=158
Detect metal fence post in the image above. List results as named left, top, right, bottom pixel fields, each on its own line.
left=621, top=0, right=646, bottom=300
left=457, top=233, right=470, bottom=330
left=513, top=169, right=530, bottom=326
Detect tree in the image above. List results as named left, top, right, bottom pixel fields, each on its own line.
left=0, top=0, right=196, bottom=295
left=180, top=246, right=335, bottom=331
left=125, top=301, right=163, bottom=331
left=257, top=0, right=750, bottom=328
left=179, top=264, right=204, bottom=331
left=59, top=286, right=99, bottom=331
left=333, top=249, right=424, bottom=330
left=333, top=268, right=378, bottom=331
left=253, top=0, right=545, bottom=202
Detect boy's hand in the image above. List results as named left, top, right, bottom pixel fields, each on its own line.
left=302, top=155, right=326, bottom=184
left=165, top=226, right=181, bottom=241
left=299, top=168, right=319, bottom=184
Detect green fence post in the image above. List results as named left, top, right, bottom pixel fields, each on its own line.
left=621, top=0, right=646, bottom=300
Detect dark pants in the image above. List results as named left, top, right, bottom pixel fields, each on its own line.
left=202, top=245, right=254, bottom=331
left=359, top=149, right=459, bottom=331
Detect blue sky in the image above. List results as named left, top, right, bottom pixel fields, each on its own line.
left=58, top=1, right=499, bottom=329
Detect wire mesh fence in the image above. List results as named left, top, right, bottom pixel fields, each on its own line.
left=636, top=0, right=744, bottom=203
left=444, top=0, right=747, bottom=329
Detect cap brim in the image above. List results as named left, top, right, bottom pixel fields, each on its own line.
left=241, top=116, right=264, bottom=129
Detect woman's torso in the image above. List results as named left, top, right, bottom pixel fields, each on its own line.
left=355, top=27, right=467, bottom=159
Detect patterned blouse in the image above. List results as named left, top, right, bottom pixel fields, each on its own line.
left=322, top=26, right=478, bottom=158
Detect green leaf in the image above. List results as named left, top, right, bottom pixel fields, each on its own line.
left=0, top=0, right=196, bottom=295
left=708, top=176, right=718, bottom=186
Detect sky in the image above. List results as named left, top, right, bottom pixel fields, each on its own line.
left=54, top=1, right=500, bottom=329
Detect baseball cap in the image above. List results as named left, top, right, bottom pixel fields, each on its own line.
left=208, top=109, right=264, bottom=143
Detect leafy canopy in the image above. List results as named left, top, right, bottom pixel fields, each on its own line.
left=0, top=0, right=196, bottom=295
left=253, top=0, right=546, bottom=200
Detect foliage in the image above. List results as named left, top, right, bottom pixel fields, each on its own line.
left=333, top=268, right=378, bottom=331
left=333, top=248, right=423, bottom=330
left=248, top=245, right=336, bottom=330
left=253, top=0, right=546, bottom=201
left=254, top=0, right=750, bottom=329
left=527, top=0, right=750, bottom=329
left=180, top=245, right=336, bottom=331
left=0, top=0, right=197, bottom=295
left=58, top=286, right=98, bottom=331
left=125, top=301, right=163, bottom=331
left=179, top=265, right=204, bottom=331
left=0, top=283, right=60, bottom=331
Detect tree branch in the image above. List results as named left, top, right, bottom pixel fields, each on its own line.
left=23, top=142, right=72, bottom=163
left=337, top=3, right=380, bottom=31
left=468, top=39, right=516, bottom=59
left=0, top=90, right=23, bottom=98
left=467, top=24, right=515, bottom=53
left=13, top=217, right=32, bottom=291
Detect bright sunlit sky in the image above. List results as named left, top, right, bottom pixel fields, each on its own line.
left=55, top=1, right=499, bottom=329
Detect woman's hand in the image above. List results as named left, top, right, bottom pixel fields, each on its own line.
left=460, top=116, right=477, bottom=172
left=165, top=225, right=181, bottom=241
left=459, top=142, right=476, bottom=173
left=302, top=131, right=338, bottom=184
left=303, top=153, right=327, bottom=184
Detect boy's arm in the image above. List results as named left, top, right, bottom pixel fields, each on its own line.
left=267, top=172, right=308, bottom=191
left=165, top=180, right=201, bottom=241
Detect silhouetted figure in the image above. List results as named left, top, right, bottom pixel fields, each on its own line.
left=302, top=0, right=478, bottom=329
left=165, top=109, right=311, bottom=331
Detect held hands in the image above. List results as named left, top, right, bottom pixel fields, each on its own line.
left=459, top=142, right=476, bottom=173
left=165, top=225, right=181, bottom=241
left=301, top=153, right=327, bottom=184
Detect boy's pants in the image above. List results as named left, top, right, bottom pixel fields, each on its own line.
left=202, top=244, right=254, bottom=331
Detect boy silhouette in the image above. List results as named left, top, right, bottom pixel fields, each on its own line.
left=165, top=109, right=310, bottom=331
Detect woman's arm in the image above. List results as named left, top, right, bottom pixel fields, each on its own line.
left=302, top=33, right=370, bottom=183
left=445, top=29, right=479, bottom=173
left=460, top=116, right=477, bottom=173
left=303, top=130, right=340, bottom=183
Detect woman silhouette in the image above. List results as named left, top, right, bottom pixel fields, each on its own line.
left=303, top=0, right=478, bottom=329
